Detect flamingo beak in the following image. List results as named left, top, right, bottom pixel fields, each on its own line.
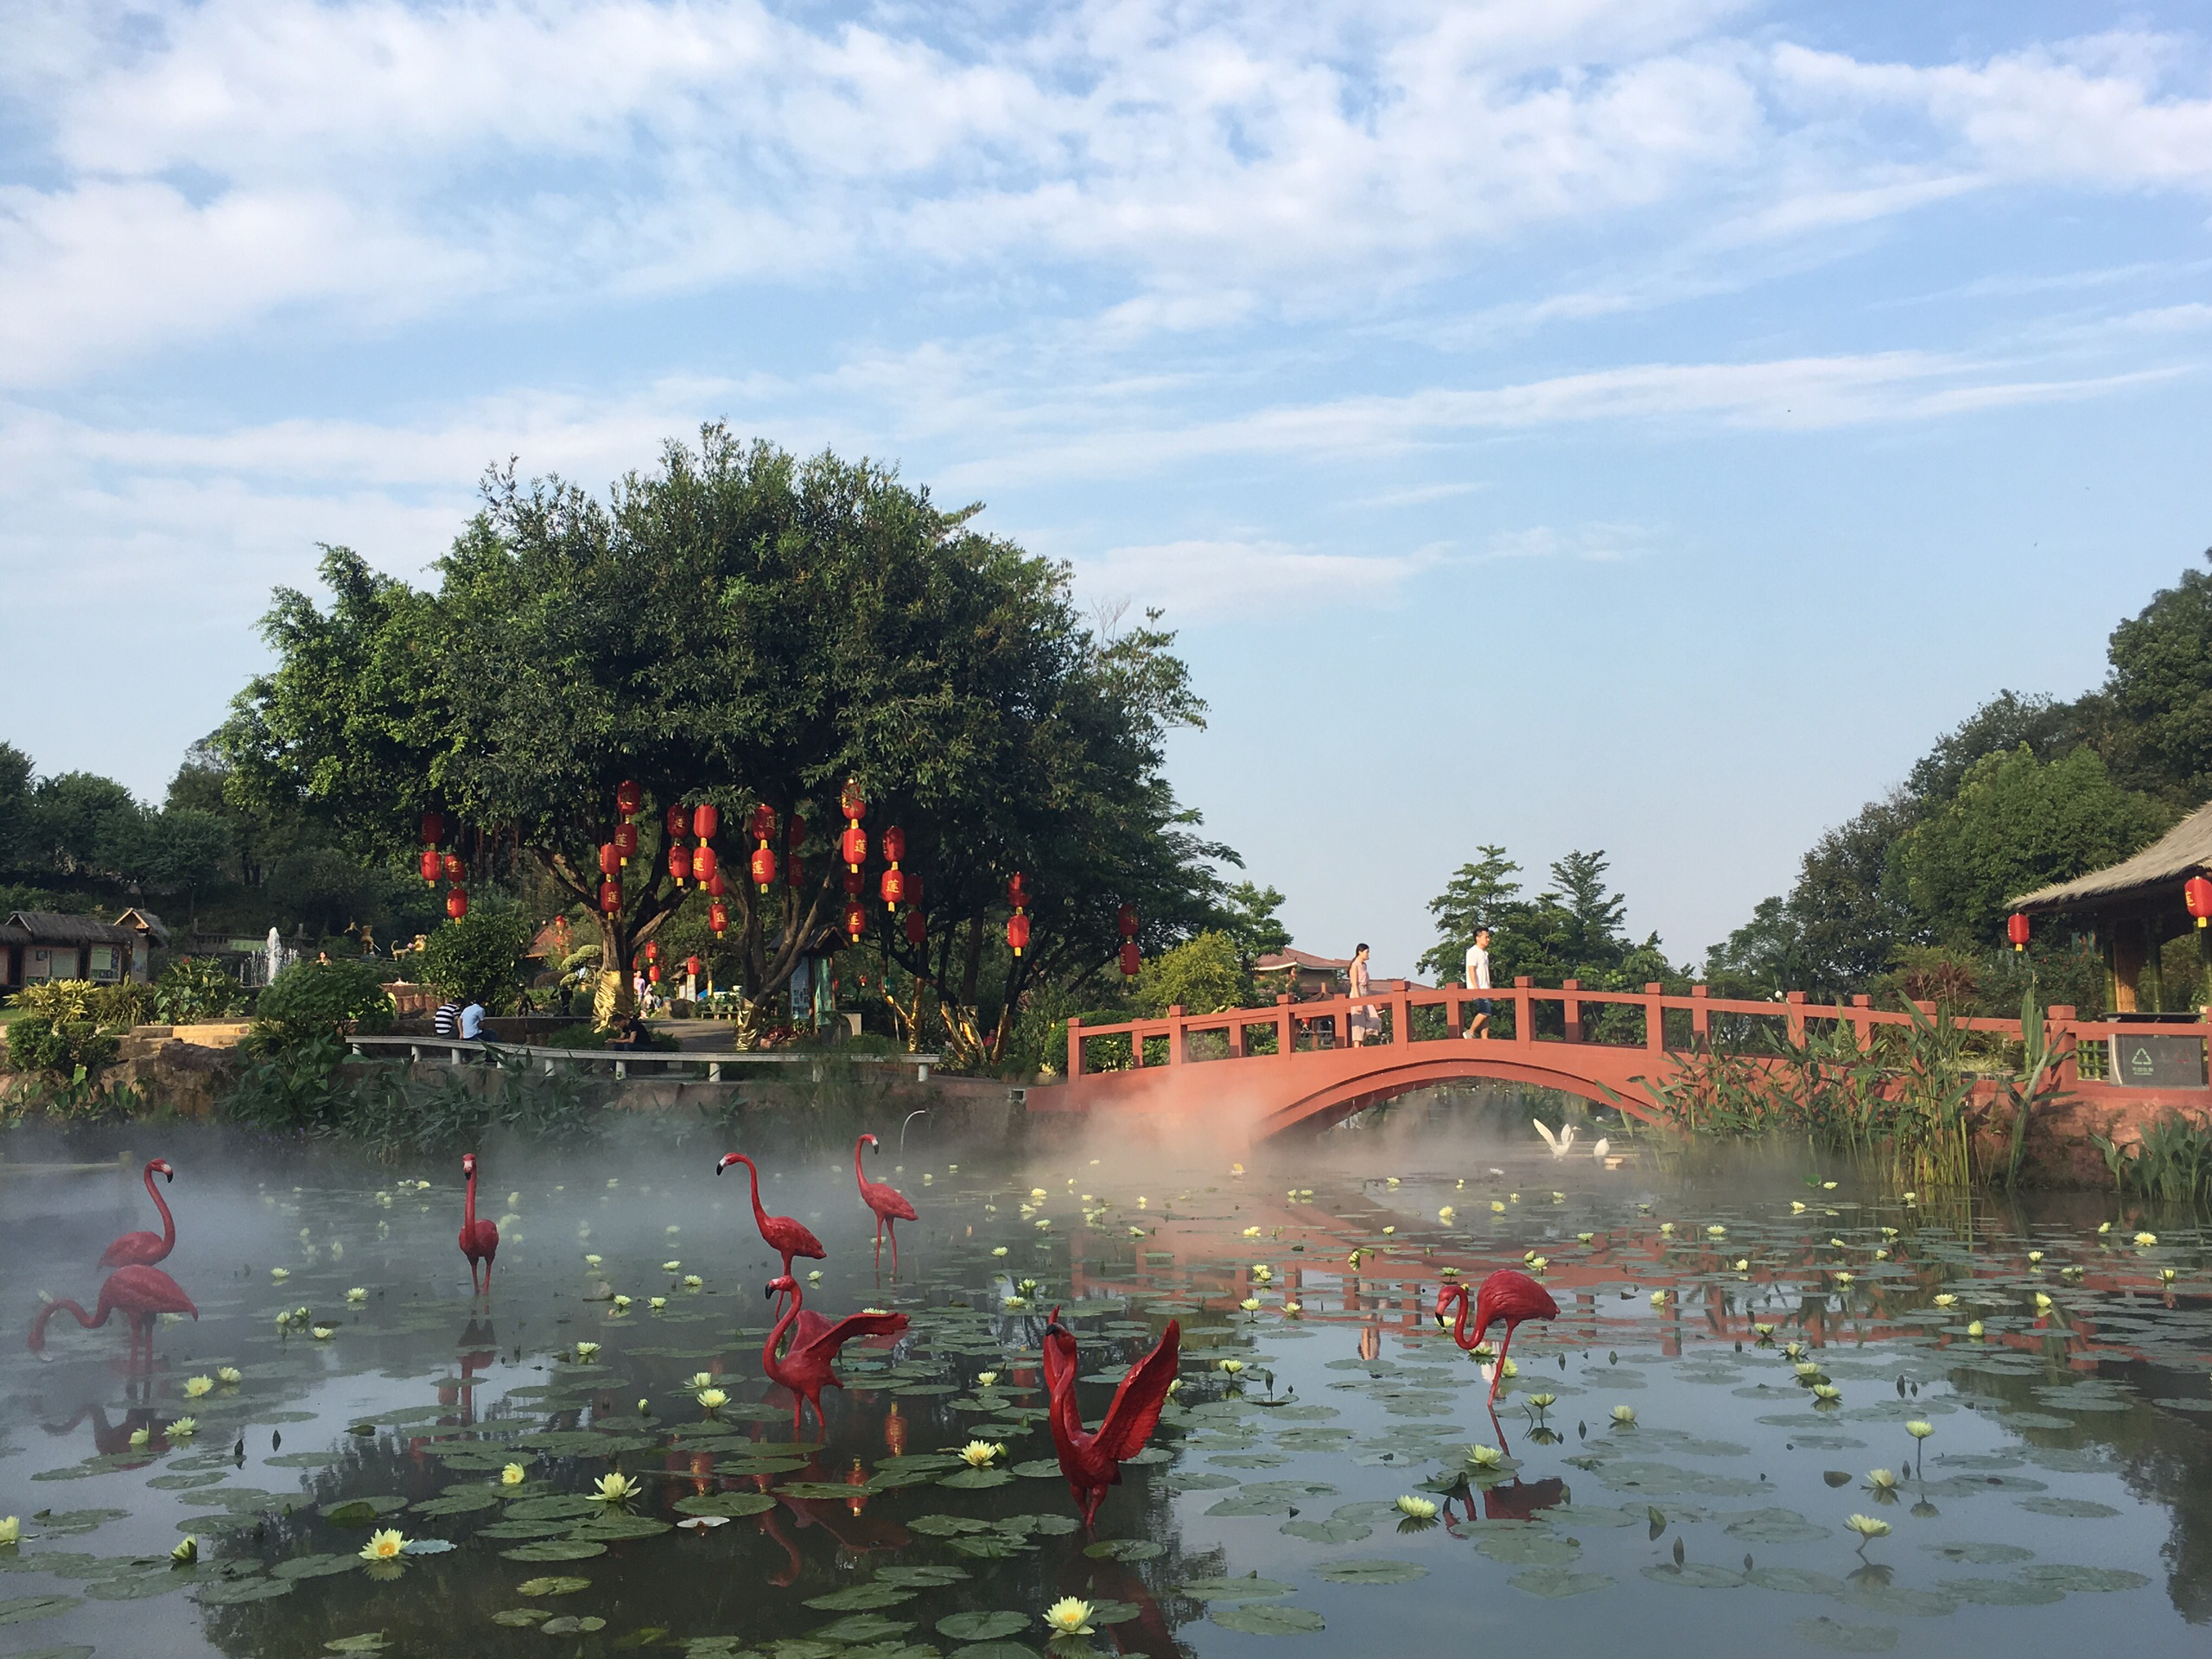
left=763, top=1283, right=775, bottom=1300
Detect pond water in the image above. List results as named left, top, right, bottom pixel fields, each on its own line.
left=3, top=1117, right=2209, bottom=1659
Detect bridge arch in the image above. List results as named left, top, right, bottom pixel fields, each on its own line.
left=1252, top=1055, right=1666, bottom=1140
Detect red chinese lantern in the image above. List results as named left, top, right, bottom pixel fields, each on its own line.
left=750, top=845, right=777, bottom=891
left=615, top=779, right=642, bottom=817
left=841, top=785, right=866, bottom=823
left=691, top=843, right=718, bottom=886
left=645, top=941, right=659, bottom=963
left=598, top=842, right=620, bottom=878
left=693, top=803, right=721, bottom=842
left=613, top=822, right=639, bottom=862
left=419, top=810, right=444, bottom=846
left=442, top=852, right=466, bottom=883
left=1006, top=912, right=1030, bottom=957
left=1121, top=940, right=1141, bottom=977
left=1118, top=905, right=1139, bottom=939
left=2006, top=912, right=2031, bottom=952
left=749, top=803, right=776, bottom=845
left=446, top=887, right=469, bottom=921
left=667, top=843, right=692, bottom=886
left=841, top=824, right=868, bottom=870
left=665, top=804, right=690, bottom=841
left=2189, top=875, right=2212, bottom=929
left=599, top=880, right=621, bottom=915
left=843, top=868, right=864, bottom=898
left=684, top=956, right=703, bottom=980
left=1007, top=872, right=1029, bottom=909
left=709, top=900, right=728, bottom=938
left=788, top=816, right=806, bottom=849
left=905, top=909, right=926, bottom=948
left=880, top=826, right=906, bottom=864
left=705, top=869, right=725, bottom=898
left=648, top=963, right=661, bottom=984
left=880, top=867, right=906, bottom=906
left=418, top=849, right=441, bottom=884
left=843, top=900, right=867, bottom=941
left=906, top=871, right=923, bottom=905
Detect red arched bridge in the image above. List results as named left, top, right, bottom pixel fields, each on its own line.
left=1032, top=979, right=2212, bottom=1143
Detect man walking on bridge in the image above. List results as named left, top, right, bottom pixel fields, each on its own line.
left=1464, top=925, right=1493, bottom=1039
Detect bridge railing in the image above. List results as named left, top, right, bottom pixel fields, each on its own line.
left=1066, top=983, right=2211, bottom=1096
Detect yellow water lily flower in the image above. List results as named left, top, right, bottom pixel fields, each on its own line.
left=130, top=1427, right=150, bottom=1448
left=650, top=1296, right=667, bottom=1310
left=218, top=1367, right=242, bottom=1385
left=1239, top=1298, right=1262, bottom=1314
left=172, top=1535, right=198, bottom=1565
left=1382, top=1226, right=1395, bottom=1236
left=1650, top=1289, right=1668, bottom=1305
left=1835, top=1272, right=1854, bottom=1286
left=1230, top=1164, right=1245, bottom=1176
left=312, top=1325, right=334, bottom=1340
left=1395, top=1494, right=1438, bottom=1519
left=1218, top=1358, right=1244, bottom=1375
left=1845, top=1514, right=1890, bottom=1541
left=584, top=1253, right=602, bottom=1266
left=1812, top=1383, right=1841, bottom=1402
left=1905, top=1420, right=1934, bottom=1440
left=270, top=1268, right=289, bottom=1281
left=1967, top=1319, right=1986, bottom=1338
left=683, top=1274, right=704, bottom=1289
left=1732, top=1259, right=1748, bottom=1272
left=612, top=1295, right=632, bottom=1313
left=0, top=1517, right=18, bottom=1547
left=1866, top=1468, right=1898, bottom=1491
left=1528, top=1392, right=1557, bottom=1409
left=1466, top=1444, right=1503, bottom=1468
left=1796, top=1362, right=1822, bottom=1378
left=976, top=1371, right=999, bottom=1389
left=168, top=1416, right=198, bottom=1438
left=1046, top=1597, right=1096, bottom=1636
left=2134, top=1231, right=2158, bottom=1247
left=2160, top=1267, right=2177, bottom=1283
left=1438, top=1206, right=1456, bottom=1224
left=1707, top=1224, right=1726, bottom=1237
left=501, top=1463, right=527, bottom=1486
left=593, top=1473, right=642, bottom=1506
left=1611, top=1405, right=1637, bottom=1425
left=1752, top=1323, right=1776, bottom=1338
left=697, top=1389, right=729, bottom=1413
left=574, top=1342, right=600, bottom=1361
left=1790, top=1201, right=1807, bottom=1213
left=1659, top=1223, right=1675, bottom=1236
left=346, top=1287, right=368, bottom=1303
left=991, top=1246, right=1008, bottom=1257
left=359, top=1528, right=408, bottom=1561
left=662, top=1261, right=682, bottom=1273
left=958, top=1440, right=1005, bottom=1468
left=184, top=1375, right=213, bottom=1398
left=1577, top=1231, right=1595, bottom=1243
left=2098, top=1221, right=2112, bottom=1234
left=1933, top=1294, right=1957, bottom=1308
left=1283, top=1301, right=1303, bottom=1318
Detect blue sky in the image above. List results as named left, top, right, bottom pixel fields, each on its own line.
left=4, top=0, right=2209, bottom=976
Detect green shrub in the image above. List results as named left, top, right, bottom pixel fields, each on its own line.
left=155, top=957, right=245, bottom=1023
left=6, top=1014, right=119, bottom=1079
left=251, top=958, right=394, bottom=1052
left=414, top=898, right=537, bottom=1011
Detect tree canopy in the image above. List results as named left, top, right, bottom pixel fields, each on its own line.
left=1421, top=846, right=1678, bottom=991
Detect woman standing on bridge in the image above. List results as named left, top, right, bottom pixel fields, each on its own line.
left=1349, top=943, right=1378, bottom=1046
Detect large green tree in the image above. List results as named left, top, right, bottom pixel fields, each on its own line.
left=226, top=429, right=1227, bottom=1051
left=2105, top=549, right=2212, bottom=803
left=1421, top=846, right=1676, bottom=990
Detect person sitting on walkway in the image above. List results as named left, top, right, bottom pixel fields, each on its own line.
left=433, top=997, right=461, bottom=1039
left=459, top=995, right=486, bottom=1042
left=1464, top=925, right=1493, bottom=1039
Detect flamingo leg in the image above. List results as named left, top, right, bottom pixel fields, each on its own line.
left=1487, top=1319, right=1519, bottom=1402
left=887, top=1219, right=899, bottom=1273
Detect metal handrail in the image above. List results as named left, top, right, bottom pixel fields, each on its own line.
left=343, top=1033, right=938, bottom=1082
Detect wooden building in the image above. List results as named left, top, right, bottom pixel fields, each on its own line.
left=0, top=912, right=148, bottom=992
left=2012, top=801, right=2212, bottom=1014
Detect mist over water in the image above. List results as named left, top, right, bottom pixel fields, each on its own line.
left=2, top=1100, right=2209, bottom=1658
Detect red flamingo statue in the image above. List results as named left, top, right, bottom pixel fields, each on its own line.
left=852, top=1135, right=918, bottom=1269
left=717, top=1154, right=826, bottom=1287
left=29, top=1266, right=198, bottom=1368
left=1040, top=1307, right=1181, bottom=1529
left=759, top=1273, right=907, bottom=1435
left=459, top=1153, right=499, bottom=1293
left=99, top=1157, right=178, bottom=1268
left=1435, top=1269, right=1559, bottom=1402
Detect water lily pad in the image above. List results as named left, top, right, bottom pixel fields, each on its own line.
left=569, top=1515, right=673, bottom=1541
left=1792, top=1616, right=1899, bottom=1652
left=1312, top=1558, right=1426, bottom=1585
left=1509, top=1567, right=1612, bottom=1599
left=945, top=1643, right=1037, bottom=1659
left=1724, top=1509, right=1827, bottom=1544
left=807, top=1615, right=914, bottom=1645
left=1640, top=1563, right=1744, bottom=1588
left=493, top=1611, right=550, bottom=1628
left=83, top=1572, right=190, bottom=1600
left=500, top=1541, right=607, bottom=1561
left=542, top=1617, right=607, bottom=1635
left=517, top=1577, right=594, bottom=1596
left=1164, top=1472, right=1238, bottom=1491
left=1924, top=1541, right=2034, bottom=1566
left=196, top=1576, right=296, bottom=1605
left=1179, top=1575, right=1295, bottom=1601
left=1476, top=1531, right=1581, bottom=1567
left=1542, top=1503, right=1638, bottom=1529
left=1084, top=1539, right=1163, bottom=1561
left=1747, top=1567, right=1847, bottom=1595
left=936, top=1612, right=1029, bottom=1640
left=874, top=1567, right=970, bottom=1588
left=320, top=1497, right=406, bottom=1527
left=1010, top=1459, right=1063, bottom=1478
left=907, top=1516, right=990, bottom=1536
left=1839, top=1585, right=1955, bottom=1618
left=1938, top=1577, right=2063, bottom=1605
left=273, top=1554, right=363, bottom=1580
left=412, top=1488, right=506, bottom=1516
left=2022, top=1565, right=2151, bottom=1592
left=673, top=1493, right=775, bottom=1518
left=946, top=1536, right=1028, bottom=1560
left=507, top=1496, right=606, bottom=1521
left=2017, top=1497, right=2120, bottom=1519
left=34, top=1511, right=130, bottom=1536
left=1209, top=1603, right=1325, bottom=1636
left=938, top=1469, right=1012, bottom=1490
left=325, top=1637, right=391, bottom=1654
left=807, top=1585, right=918, bottom=1611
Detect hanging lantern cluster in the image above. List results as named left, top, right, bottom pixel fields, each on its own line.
left=2006, top=912, right=2031, bottom=953
left=2189, top=875, right=2212, bottom=930
left=600, top=779, right=645, bottom=915
left=749, top=804, right=777, bottom=893
left=419, top=811, right=470, bottom=919
left=692, top=803, right=719, bottom=890
left=1006, top=871, right=1031, bottom=957
left=665, top=803, right=693, bottom=887
left=1118, top=904, right=1141, bottom=977
left=880, top=826, right=906, bottom=911
left=786, top=815, right=806, bottom=893
left=645, top=938, right=661, bottom=984
left=418, top=811, right=444, bottom=885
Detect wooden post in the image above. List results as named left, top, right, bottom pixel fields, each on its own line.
left=1847, top=994, right=1871, bottom=1052
left=1645, top=982, right=1665, bottom=1056
left=1227, top=1019, right=1245, bottom=1058
left=1068, top=1015, right=1084, bottom=1078
left=1390, top=989, right=1410, bottom=1046
left=1168, top=1005, right=1185, bottom=1065
left=1514, top=976, right=1532, bottom=1045
left=1785, top=990, right=1806, bottom=1046
left=1562, top=979, right=1582, bottom=1044
left=1277, top=994, right=1293, bottom=1058
left=1690, top=983, right=1709, bottom=1042
left=2049, top=1004, right=2079, bottom=1090
left=1446, top=990, right=1464, bottom=1039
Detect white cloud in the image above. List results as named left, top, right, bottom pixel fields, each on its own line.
left=1075, top=537, right=1446, bottom=620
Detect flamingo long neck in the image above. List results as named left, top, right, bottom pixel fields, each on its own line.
left=854, top=1139, right=869, bottom=1193
left=463, top=1166, right=479, bottom=1232
left=29, top=1298, right=101, bottom=1352
left=1450, top=1287, right=1478, bottom=1351
left=144, top=1165, right=175, bottom=1252
left=763, top=1283, right=801, bottom=1380
left=738, top=1157, right=772, bottom=1232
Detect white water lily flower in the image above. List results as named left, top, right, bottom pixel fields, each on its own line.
left=1846, top=1514, right=1891, bottom=1541
left=683, top=1275, right=703, bottom=1289
left=1611, top=1405, right=1637, bottom=1426
left=1045, top=1597, right=1096, bottom=1637
left=593, top=1473, right=642, bottom=1505
left=346, top=1287, right=367, bottom=1304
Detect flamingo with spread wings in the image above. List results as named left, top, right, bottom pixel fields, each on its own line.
left=99, top=1158, right=179, bottom=1268
left=1041, top=1307, right=1181, bottom=1528
left=760, top=1274, right=908, bottom=1434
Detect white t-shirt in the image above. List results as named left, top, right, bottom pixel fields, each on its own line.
left=1465, top=944, right=1491, bottom=991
